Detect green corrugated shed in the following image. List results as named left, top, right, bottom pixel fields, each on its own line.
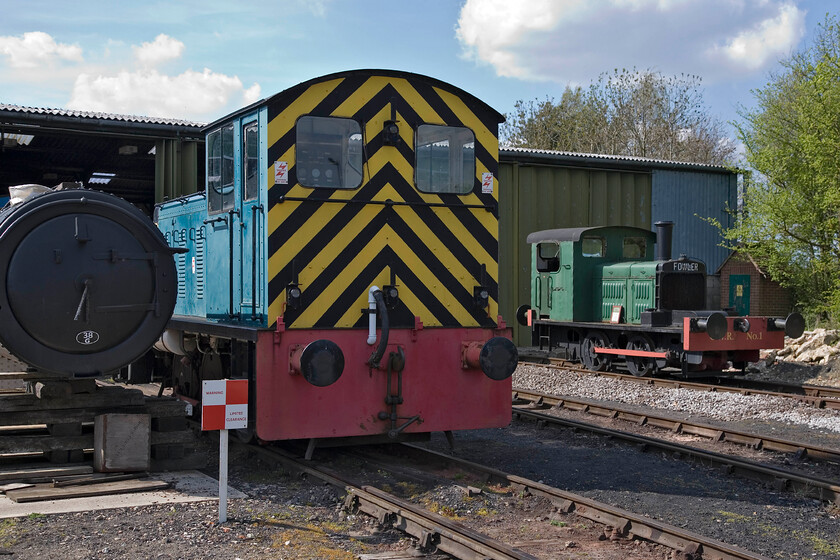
left=498, top=148, right=737, bottom=346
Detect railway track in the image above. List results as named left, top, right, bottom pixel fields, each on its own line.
left=512, top=388, right=840, bottom=463
left=520, top=358, right=840, bottom=410
left=245, top=443, right=539, bottom=560
left=376, top=444, right=771, bottom=560
left=244, top=440, right=774, bottom=559
left=526, top=354, right=839, bottom=403
left=511, top=404, right=840, bottom=504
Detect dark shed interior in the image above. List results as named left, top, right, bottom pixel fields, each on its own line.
left=0, top=104, right=203, bottom=215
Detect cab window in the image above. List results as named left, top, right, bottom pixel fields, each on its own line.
left=416, top=125, right=475, bottom=194
left=243, top=121, right=259, bottom=201
left=296, top=116, right=363, bottom=189
left=623, top=237, right=647, bottom=259
left=582, top=236, right=605, bottom=257
left=208, top=124, right=235, bottom=214
left=536, top=243, right=560, bottom=272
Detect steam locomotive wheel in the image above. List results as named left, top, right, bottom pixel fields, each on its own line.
left=580, top=331, right=611, bottom=371
left=625, top=333, right=657, bottom=377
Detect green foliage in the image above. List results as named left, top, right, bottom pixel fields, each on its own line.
left=501, top=68, right=735, bottom=165
left=725, top=14, right=840, bottom=323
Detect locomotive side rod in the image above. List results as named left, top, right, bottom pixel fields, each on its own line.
left=593, top=347, right=668, bottom=358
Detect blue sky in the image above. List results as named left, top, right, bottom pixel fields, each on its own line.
left=1, top=0, right=837, bottom=154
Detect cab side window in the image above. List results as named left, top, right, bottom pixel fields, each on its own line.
left=537, top=242, right=560, bottom=272
left=582, top=236, right=605, bottom=257
left=208, top=124, right=235, bottom=214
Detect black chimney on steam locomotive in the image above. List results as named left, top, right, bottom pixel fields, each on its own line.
left=654, top=221, right=674, bottom=261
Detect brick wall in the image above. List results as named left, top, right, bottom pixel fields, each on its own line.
left=719, top=255, right=792, bottom=316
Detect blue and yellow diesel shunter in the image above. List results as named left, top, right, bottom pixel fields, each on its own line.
left=519, top=222, right=804, bottom=376
left=154, top=70, right=518, bottom=447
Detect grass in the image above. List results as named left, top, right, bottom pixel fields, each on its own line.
left=424, top=501, right=462, bottom=520
left=0, top=519, right=18, bottom=548
left=270, top=523, right=359, bottom=559
left=792, top=530, right=840, bottom=556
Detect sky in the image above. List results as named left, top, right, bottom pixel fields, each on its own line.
left=1, top=0, right=837, bottom=154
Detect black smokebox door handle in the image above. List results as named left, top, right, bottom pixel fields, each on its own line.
left=74, top=279, right=91, bottom=323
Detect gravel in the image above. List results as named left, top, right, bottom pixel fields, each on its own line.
left=419, top=421, right=840, bottom=560
left=1, top=446, right=413, bottom=560
left=469, top=361, right=840, bottom=559
left=514, top=363, right=840, bottom=439
left=3, top=361, right=840, bottom=559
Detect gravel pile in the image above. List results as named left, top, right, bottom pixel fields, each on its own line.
left=514, top=364, right=840, bottom=433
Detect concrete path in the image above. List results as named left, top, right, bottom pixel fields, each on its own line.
left=0, top=470, right=245, bottom=519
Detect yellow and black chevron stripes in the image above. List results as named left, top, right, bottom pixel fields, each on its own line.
left=264, top=72, right=502, bottom=330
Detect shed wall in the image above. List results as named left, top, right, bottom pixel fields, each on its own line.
left=498, top=161, right=651, bottom=345
left=651, top=169, right=736, bottom=273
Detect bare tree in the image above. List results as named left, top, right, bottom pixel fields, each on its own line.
left=502, top=69, right=736, bottom=166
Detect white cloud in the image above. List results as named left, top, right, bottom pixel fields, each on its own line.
left=68, top=68, right=261, bottom=121
left=455, top=0, right=806, bottom=83
left=0, top=31, right=83, bottom=69
left=0, top=30, right=261, bottom=121
left=456, top=0, right=571, bottom=78
left=712, top=3, right=805, bottom=69
left=133, top=34, right=184, bottom=69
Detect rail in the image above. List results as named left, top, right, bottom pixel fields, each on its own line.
left=512, top=406, right=840, bottom=504
left=245, top=444, right=538, bottom=560
left=512, top=388, right=840, bottom=463
left=520, top=358, right=840, bottom=410
left=395, top=444, right=771, bottom=560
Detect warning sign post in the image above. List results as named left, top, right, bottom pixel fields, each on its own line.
left=202, top=379, right=248, bottom=523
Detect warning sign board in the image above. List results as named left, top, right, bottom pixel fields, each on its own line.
left=201, top=379, right=248, bottom=431
left=481, top=172, right=494, bottom=194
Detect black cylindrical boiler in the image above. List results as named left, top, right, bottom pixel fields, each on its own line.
left=0, top=188, right=178, bottom=376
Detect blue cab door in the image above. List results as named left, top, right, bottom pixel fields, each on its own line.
left=238, top=120, right=264, bottom=322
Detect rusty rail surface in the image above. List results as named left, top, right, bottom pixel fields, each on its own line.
left=512, top=388, right=840, bottom=463
left=246, top=444, right=538, bottom=560
left=395, top=444, right=771, bottom=560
